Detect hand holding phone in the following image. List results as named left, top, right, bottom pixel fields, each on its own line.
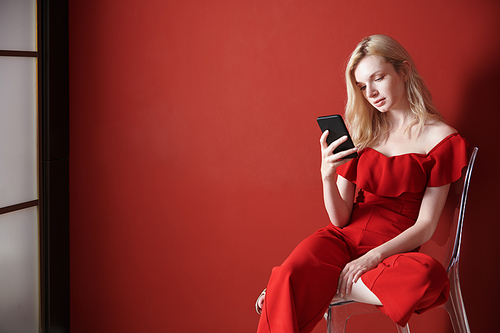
left=317, top=114, right=358, bottom=159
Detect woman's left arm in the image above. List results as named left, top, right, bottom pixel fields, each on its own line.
left=338, top=183, right=451, bottom=297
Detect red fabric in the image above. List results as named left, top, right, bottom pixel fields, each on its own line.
left=257, top=133, right=468, bottom=332
left=362, top=252, right=450, bottom=326
left=258, top=227, right=352, bottom=333
left=337, top=133, right=468, bottom=196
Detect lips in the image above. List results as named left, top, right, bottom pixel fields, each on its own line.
left=373, top=98, right=386, bottom=107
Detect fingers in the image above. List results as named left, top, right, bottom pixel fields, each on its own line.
left=335, top=146, right=358, bottom=161
left=320, top=132, right=347, bottom=153
left=320, top=132, right=357, bottom=160
left=337, top=266, right=350, bottom=298
left=352, top=269, right=364, bottom=284
left=320, top=130, right=330, bottom=150
left=337, top=264, right=365, bottom=298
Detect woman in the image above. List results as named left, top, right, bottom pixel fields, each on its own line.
left=255, top=35, right=468, bottom=333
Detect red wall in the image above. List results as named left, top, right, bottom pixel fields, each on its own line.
left=69, top=1, right=500, bottom=332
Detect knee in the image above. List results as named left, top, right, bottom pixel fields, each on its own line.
left=408, top=253, right=449, bottom=290
left=271, top=261, right=303, bottom=283
left=427, top=259, right=449, bottom=290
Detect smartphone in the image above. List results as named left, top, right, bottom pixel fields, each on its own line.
left=317, top=114, right=358, bottom=159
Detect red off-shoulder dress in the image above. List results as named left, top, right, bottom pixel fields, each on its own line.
left=257, top=133, right=468, bottom=333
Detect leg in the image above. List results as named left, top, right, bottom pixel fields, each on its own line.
left=257, top=226, right=353, bottom=333
left=361, top=252, right=449, bottom=327
left=331, top=278, right=382, bottom=306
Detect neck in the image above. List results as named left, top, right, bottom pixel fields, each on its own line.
left=386, top=109, right=410, bottom=132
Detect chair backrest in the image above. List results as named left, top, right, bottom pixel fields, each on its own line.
left=420, top=147, right=478, bottom=272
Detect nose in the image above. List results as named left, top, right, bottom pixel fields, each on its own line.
left=366, top=85, right=378, bottom=98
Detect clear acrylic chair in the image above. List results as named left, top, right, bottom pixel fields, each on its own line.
left=325, top=147, right=478, bottom=333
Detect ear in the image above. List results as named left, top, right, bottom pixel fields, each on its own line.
left=402, top=60, right=411, bottom=81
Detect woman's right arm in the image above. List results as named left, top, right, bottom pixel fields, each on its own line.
left=320, top=131, right=357, bottom=228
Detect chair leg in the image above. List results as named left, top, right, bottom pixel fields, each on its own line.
left=326, top=306, right=332, bottom=333
left=327, top=304, right=349, bottom=333
left=396, top=323, right=410, bottom=333
left=443, top=266, right=471, bottom=333
left=326, top=302, right=411, bottom=333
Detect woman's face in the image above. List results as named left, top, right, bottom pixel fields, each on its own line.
left=354, top=55, right=408, bottom=113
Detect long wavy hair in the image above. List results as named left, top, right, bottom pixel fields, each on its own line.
left=344, top=35, right=443, bottom=149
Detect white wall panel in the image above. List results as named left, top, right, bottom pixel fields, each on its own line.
left=0, top=57, right=38, bottom=208
left=0, top=1, right=40, bottom=332
left=0, top=0, right=36, bottom=51
left=0, top=207, right=39, bottom=332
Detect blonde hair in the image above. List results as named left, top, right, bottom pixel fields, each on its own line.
left=344, top=35, right=443, bottom=149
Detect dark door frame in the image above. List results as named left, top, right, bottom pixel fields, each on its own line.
left=39, top=1, right=70, bottom=332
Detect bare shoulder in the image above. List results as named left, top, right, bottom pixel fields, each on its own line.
left=421, top=120, right=458, bottom=151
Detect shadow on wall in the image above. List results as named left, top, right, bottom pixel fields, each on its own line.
left=454, top=58, right=500, bottom=333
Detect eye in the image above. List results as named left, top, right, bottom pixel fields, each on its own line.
left=359, top=85, right=366, bottom=91
left=374, top=76, right=384, bottom=82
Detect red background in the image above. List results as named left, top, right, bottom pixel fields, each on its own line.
left=69, top=0, right=500, bottom=332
